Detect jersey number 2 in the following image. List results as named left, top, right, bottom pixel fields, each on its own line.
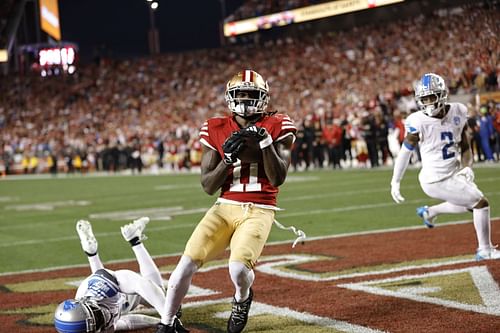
left=441, top=131, right=455, bottom=160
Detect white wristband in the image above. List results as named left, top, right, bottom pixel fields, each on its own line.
left=259, top=134, right=273, bottom=149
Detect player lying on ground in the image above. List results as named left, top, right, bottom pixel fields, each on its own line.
left=54, top=217, right=174, bottom=332
left=390, top=72, right=499, bottom=261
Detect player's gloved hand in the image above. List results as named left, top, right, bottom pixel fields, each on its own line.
left=222, top=131, right=244, bottom=165
left=390, top=181, right=405, bottom=203
left=457, top=166, right=474, bottom=183
left=241, top=125, right=273, bottom=149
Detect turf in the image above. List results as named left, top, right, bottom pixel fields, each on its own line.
left=1, top=166, right=499, bottom=273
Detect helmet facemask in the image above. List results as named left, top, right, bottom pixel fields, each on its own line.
left=415, top=73, right=448, bottom=117
left=225, top=70, right=270, bottom=119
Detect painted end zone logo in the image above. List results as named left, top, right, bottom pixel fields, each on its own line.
left=1, top=222, right=499, bottom=332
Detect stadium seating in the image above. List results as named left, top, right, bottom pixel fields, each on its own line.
left=0, top=2, right=498, bottom=175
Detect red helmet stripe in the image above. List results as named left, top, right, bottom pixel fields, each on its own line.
left=244, top=69, right=253, bottom=82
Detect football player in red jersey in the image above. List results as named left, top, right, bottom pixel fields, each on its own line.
left=156, top=70, right=297, bottom=333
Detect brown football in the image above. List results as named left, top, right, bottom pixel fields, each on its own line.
left=238, top=135, right=263, bottom=163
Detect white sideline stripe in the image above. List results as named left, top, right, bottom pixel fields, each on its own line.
left=1, top=217, right=498, bottom=276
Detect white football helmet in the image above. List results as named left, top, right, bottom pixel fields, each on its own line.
left=54, top=298, right=107, bottom=333
left=414, top=73, right=448, bottom=117
left=225, top=69, right=269, bottom=118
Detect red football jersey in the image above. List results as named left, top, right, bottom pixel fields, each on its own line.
left=199, top=114, right=296, bottom=206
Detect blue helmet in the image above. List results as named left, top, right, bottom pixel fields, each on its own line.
left=54, top=298, right=105, bottom=333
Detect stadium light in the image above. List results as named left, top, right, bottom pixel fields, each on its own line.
left=145, top=0, right=160, bottom=54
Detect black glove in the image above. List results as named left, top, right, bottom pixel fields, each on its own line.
left=240, top=125, right=273, bottom=149
left=222, top=131, right=244, bottom=165
left=240, top=125, right=267, bottom=141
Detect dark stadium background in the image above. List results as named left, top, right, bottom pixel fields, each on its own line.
left=50, top=0, right=478, bottom=60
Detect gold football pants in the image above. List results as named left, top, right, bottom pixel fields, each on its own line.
left=184, top=202, right=275, bottom=269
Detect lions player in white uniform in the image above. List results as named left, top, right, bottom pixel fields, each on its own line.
left=54, top=217, right=168, bottom=332
left=390, top=73, right=499, bottom=260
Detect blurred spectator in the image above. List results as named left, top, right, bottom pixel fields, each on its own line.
left=322, top=118, right=343, bottom=169
left=0, top=2, right=498, bottom=175
left=493, top=102, right=500, bottom=161
left=478, top=105, right=495, bottom=162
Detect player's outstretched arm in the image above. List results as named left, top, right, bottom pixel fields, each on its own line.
left=390, top=133, right=419, bottom=203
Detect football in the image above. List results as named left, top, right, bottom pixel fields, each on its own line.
left=238, top=135, right=263, bottom=163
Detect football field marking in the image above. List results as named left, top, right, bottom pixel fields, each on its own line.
left=1, top=217, right=498, bottom=276
left=338, top=266, right=500, bottom=316
left=255, top=254, right=476, bottom=282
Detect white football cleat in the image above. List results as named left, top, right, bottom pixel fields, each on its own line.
left=76, top=220, right=98, bottom=254
left=121, top=217, right=150, bottom=242
left=476, top=247, right=500, bottom=261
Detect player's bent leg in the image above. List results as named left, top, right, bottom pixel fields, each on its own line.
left=229, top=261, right=255, bottom=302
left=121, top=217, right=163, bottom=288
left=76, top=220, right=104, bottom=272
left=420, top=176, right=483, bottom=209
left=161, top=255, right=198, bottom=328
left=183, top=205, right=234, bottom=265
left=472, top=197, right=499, bottom=260
left=226, top=207, right=274, bottom=333
left=114, top=269, right=165, bottom=316
left=418, top=202, right=472, bottom=228
left=131, top=242, right=163, bottom=288
left=227, top=261, right=255, bottom=333
left=115, top=314, right=160, bottom=331
left=229, top=207, right=274, bottom=268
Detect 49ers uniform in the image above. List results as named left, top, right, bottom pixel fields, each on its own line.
left=184, top=113, right=296, bottom=268
left=199, top=113, right=296, bottom=206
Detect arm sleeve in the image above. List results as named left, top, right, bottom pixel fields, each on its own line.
left=391, top=142, right=414, bottom=185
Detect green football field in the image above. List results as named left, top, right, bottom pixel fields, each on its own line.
left=1, top=166, right=499, bottom=274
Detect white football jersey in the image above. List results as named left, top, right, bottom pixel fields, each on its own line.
left=75, top=269, right=128, bottom=330
left=404, top=103, right=468, bottom=184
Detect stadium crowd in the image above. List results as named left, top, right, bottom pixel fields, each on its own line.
left=0, top=2, right=499, bottom=176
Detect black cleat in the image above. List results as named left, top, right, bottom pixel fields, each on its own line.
left=156, top=323, right=175, bottom=333
left=227, top=288, right=253, bottom=333
left=156, top=317, right=189, bottom=333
